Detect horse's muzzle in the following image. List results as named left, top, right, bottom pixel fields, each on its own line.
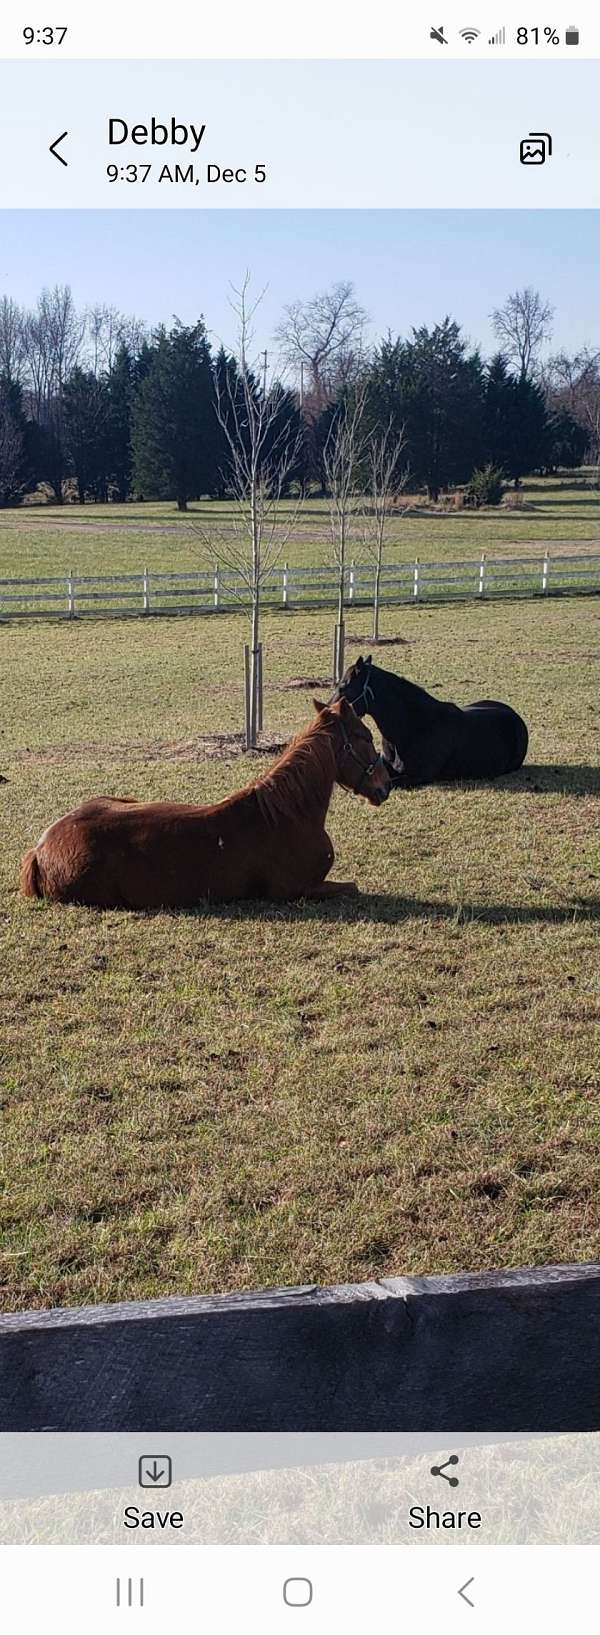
left=366, top=760, right=391, bottom=806
left=370, top=786, right=390, bottom=807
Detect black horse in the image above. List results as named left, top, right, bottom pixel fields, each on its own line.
left=332, top=655, right=529, bottom=787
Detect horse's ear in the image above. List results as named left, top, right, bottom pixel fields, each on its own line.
left=365, top=654, right=373, bottom=666
left=337, top=696, right=354, bottom=719
left=313, top=699, right=327, bottom=715
left=356, top=654, right=363, bottom=667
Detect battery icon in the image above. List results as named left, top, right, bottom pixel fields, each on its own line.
left=565, top=25, right=580, bottom=44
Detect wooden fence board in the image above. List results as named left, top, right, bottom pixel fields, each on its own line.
left=1, top=555, right=599, bottom=622
left=0, top=1263, right=598, bottom=1433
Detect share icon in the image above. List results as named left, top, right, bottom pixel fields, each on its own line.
left=430, top=1454, right=460, bottom=1487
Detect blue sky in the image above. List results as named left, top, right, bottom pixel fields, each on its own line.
left=2, top=209, right=599, bottom=363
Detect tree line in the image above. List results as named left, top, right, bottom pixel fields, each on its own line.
left=0, top=280, right=597, bottom=510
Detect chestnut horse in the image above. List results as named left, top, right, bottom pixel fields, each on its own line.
left=19, top=699, right=390, bottom=910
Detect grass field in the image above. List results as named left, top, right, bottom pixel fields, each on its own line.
left=1, top=563, right=599, bottom=1311
left=1, top=477, right=600, bottom=581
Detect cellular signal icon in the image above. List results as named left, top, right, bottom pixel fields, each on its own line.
left=489, top=25, right=506, bottom=45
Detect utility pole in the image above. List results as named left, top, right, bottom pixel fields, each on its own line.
left=262, top=349, right=268, bottom=395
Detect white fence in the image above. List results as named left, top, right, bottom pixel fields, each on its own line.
left=1, top=552, right=600, bottom=621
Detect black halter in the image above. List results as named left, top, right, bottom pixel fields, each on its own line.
left=338, top=721, right=382, bottom=793
left=330, top=672, right=376, bottom=719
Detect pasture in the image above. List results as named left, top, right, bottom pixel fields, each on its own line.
left=1, top=554, right=599, bottom=1313
left=2, top=477, right=600, bottom=581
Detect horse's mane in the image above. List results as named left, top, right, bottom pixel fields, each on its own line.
left=253, top=715, right=337, bottom=824
left=370, top=663, right=435, bottom=710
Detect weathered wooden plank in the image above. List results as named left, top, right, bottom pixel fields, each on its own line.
left=0, top=1263, right=598, bottom=1433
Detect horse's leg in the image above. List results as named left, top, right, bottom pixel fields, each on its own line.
left=301, top=831, right=358, bottom=895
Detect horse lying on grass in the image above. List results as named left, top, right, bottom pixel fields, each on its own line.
left=19, top=699, right=390, bottom=910
left=332, top=655, right=529, bottom=788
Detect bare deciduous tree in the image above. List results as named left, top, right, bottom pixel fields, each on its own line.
left=491, top=286, right=554, bottom=381
left=362, top=421, right=409, bottom=642
left=85, top=305, right=148, bottom=375
left=275, top=281, right=368, bottom=409
left=323, top=390, right=368, bottom=682
left=545, top=347, right=600, bottom=467
left=195, top=277, right=302, bottom=749
left=0, top=297, right=26, bottom=383
left=21, top=285, right=85, bottom=498
left=0, top=394, right=24, bottom=507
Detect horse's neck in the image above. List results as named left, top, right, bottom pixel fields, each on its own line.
left=256, top=727, right=336, bottom=823
left=371, top=668, right=436, bottom=727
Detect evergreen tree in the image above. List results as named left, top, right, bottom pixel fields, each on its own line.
left=399, top=321, right=484, bottom=498
left=105, top=343, right=135, bottom=501
left=263, top=381, right=304, bottom=494
left=0, top=375, right=38, bottom=506
left=364, top=322, right=484, bottom=498
left=484, top=354, right=550, bottom=482
left=310, top=397, right=345, bottom=495
left=213, top=345, right=248, bottom=498
left=545, top=405, right=589, bottom=472
left=63, top=368, right=111, bottom=502
left=132, top=321, right=216, bottom=510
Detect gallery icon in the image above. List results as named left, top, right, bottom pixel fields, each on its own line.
left=519, top=131, right=553, bottom=165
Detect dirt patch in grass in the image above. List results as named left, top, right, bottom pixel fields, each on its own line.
left=284, top=676, right=332, bottom=690
left=10, top=733, right=287, bottom=766
left=346, top=635, right=409, bottom=647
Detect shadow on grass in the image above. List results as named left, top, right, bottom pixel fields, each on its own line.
left=180, top=893, right=600, bottom=928
left=449, top=765, right=600, bottom=797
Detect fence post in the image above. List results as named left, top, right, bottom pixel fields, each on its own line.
left=542, top=553, right=549, bottom=595
left=143, top=566, right=150, bottom=615
left=413, top=557, right=420, bottom=602
left=349, top=560, right=355, bottom=603
left=214, top=565, right=220, bottom=609
left=478, top=553, right=486, bottom=597
left=67, top=569, right=75, bottom=620
left=282, top=562, right=288, bottom=608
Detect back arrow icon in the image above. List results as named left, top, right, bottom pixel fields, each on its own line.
left=49, top=131, right=68, bottom=166
left=458, top=1577, right=475, bottom=1608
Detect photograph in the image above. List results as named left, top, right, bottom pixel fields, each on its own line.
left=0, top=206, right=598, bottom=1329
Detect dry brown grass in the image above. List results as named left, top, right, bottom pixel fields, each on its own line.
left=1, top=593, right=599, bottom=1311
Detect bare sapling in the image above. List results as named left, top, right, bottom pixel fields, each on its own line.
left=323, top=388, right=368, bottom=683
left=194, top=276, right=302, bottom=748
left=362, top=420, right=408, bottom=643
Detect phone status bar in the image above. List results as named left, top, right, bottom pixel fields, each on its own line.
left=0, top=5, right=598, bottom=60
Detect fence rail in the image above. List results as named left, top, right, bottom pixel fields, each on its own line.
left=1, top=552, right=600, bottom=621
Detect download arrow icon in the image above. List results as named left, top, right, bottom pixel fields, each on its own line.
left=139, top=1453, right=172, bottom=1487
left=49, top=130, right=68, bottom=166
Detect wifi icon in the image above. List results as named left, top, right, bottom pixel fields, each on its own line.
left=459, top=26, right=481, bottom=42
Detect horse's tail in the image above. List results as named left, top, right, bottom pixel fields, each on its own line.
left=20, top=847, right=44, bottom=899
